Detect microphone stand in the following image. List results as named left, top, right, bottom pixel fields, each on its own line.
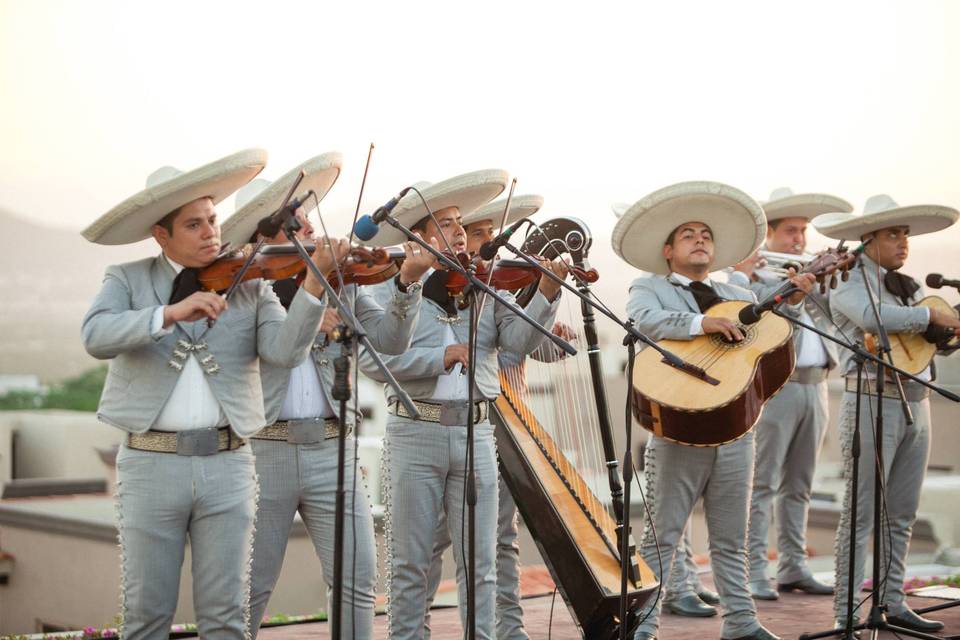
left=761, top=282, right=959, bottom=640
left=275, top=212, right=421, bottom=640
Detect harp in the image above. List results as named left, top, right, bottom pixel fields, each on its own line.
left=491, top=218, right=658, bottom=639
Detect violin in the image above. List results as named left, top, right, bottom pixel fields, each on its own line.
left=443, top=255, right=599, bottom=297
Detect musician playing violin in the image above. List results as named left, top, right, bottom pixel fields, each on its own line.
left=613, top=181, right=817, bottom=640
left=813, top=195, right=960, bottom=634
left=358, top=172, right=566, bottom=640
left=730, top=188, right=854, bottom=601
left=80, top=150, right=342, bottom=640
left=216, top=156, right=434, bottom=640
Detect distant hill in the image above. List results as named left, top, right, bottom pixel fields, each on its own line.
left=0, top=210, right=148, bottom=381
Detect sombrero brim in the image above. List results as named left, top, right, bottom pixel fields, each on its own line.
left=812, top=205, right=959, bottom=241
left=82, top=148, right=268, bottom=245
left=611, top=181, right=767, bottom=275
left=363, top=169, right=509, bottom=246
left=461, top=194, right=543, bottom=229
left=220, top=152, right=343, bottom=248
left=763, top=193, right=853, bottom=222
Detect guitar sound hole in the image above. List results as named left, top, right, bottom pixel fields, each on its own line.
left=709, top=326, right=757, bottom=349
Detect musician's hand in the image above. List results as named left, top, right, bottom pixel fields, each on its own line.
left=537, top=258, right=569, bottom=301
left=303, top=238, right=351, bottom=298
left=929, top=309, right=960, bottom=331
left=786, top=269, right=817, bottom=304
left=399, top=236, right=439, bottom=286
left=164, top=292, right=227, bottom=327
left=444, top=344, right=469, bottom=370
left=733, top=250, right=765, bottom=279
left=552, top=321, right=576, bottom=341
left=319, top=309, right=341, bottom=335
left=702, top=316, right=744, bottom=342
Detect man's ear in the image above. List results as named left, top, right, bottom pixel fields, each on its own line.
left=151, top=224, right=170, bottom=249
left=662, top=243, right=672, bottom=262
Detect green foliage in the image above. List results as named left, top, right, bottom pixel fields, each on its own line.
left=0, top=366, right=106, bottom=412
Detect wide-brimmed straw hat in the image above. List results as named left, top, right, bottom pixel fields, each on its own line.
left=812, top=194, right=959, bottom=241
left=461, top=194, right=544, bottom=229
left=82, top=148, right=267, bottom=245
left=220, top=152, right=343, bottom=248
left=362, top=169, right=509, bottom=246
left=762, top=187, right=853, bottom=222
left=611, top=180, right=767, bottom=275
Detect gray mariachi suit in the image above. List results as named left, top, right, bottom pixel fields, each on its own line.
left=627, top=274, right=763, bottom=639
left=730, top=267, right=839, bottom=586
left=81, top=254, right=325, bottom=640
left=830, top=256, right=936, bottom=622
left=361, top=277, right=559, bottom=640
left=249, top=281, right=422, bottom=639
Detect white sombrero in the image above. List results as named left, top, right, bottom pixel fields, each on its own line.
left=220, top=152, right=343, bottom=248
left=461, top=194, right=544, bottom=229
left=812, top=194, right=959, bottom=241
left=611, top=180, right=767, bottom=275
left=82, top=148, right=267, bottom=245
left=762, top=187, right=853, bottom=222
left=363, top=169, right=509, bottom=246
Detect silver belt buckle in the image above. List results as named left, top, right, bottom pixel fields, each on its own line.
left=288, top=419, right=324, bottom=444
left=176, top=428, right=220, bottom=456
left=439, top=403, right=470, bottom=426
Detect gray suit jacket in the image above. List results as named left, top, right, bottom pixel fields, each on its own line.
left=81, top=255, right=325, bottom=436
left=259, top=281, right=422, bottom=426
left=626, top=274, right=756, bottom=342
left=830, top=255, right=931, bottom=378
left=360, top=278, right=560, bottom=402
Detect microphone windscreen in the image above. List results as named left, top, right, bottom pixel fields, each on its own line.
left=926, top=273, right=944, bottom=289
left=738, top=304, right=762, bottom=326
left=478, top=241, right=498, bottom=261
left=353, top=215, right=380, bottom=242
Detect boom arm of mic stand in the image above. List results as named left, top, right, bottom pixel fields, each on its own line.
left=380, top=216, right=577, bottom=356
left=498, top=240, right=718, bottom=384
left=770, top=308, right=960, bottom=403
left=280, top=220, right=422, bottom=420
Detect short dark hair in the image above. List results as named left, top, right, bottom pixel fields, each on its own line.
left=665, top=222, right=713, bottom=247
left=154, top=206, right=182, bottom=236
left=768, top=219, right=784, bottom=232
left=411, top=217, right=430, bottom=234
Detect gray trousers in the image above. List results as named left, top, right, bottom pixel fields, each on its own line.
left=832, top=390, right=931, bottom=621
left=748, top=380, right=829, bottom=584
left=643, top=437, right=706, bottom=602
left=635, top=433, right=759, bottom=639
left=248, top=436, right=376, bottom=639
left=115, top=443, right=258, bottom=640
left=422, top=473, right=527, bottom=640
left=383, top=417, right=499, bottom=639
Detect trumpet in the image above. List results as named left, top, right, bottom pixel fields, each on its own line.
left=756, top=249, right=816, bottom=276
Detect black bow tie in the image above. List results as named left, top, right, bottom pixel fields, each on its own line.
left=169, top=268, right=201, bottom=305
left=883, top=270, right=920, bottom=305
left=685, top=280, right=723, bottom=313
left=424, top=271, right=458, bottom=317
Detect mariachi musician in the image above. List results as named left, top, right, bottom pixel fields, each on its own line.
left=813, top=195, right=960, bottom=634
left=613, top=181, right=816, bottom=640
left=359, top=171, right=567, bottom=640
left=730, top=187, right=852, bottom=600
left=217, top=154, right=434, bottom=640
left=80, top=150, right=340, bottom=640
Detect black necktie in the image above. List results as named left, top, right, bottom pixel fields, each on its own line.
left=687, top=280, right=723, bottom=313
left=271, top=278, right=298, bottom=310
left=169, top=268, right=201, bottom=305
left=883, top=270, right=920, bottom=305
left=423, top=271, right=458, bottom=317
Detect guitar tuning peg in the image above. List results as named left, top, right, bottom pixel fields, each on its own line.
left=841, top=269, right=850, bottom=282
left=830, top=274, right=838, bottom=290
left=820, top=281, right=827, bottom=294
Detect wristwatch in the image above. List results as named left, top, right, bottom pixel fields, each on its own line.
left=396, top=275, right=423, bottom=294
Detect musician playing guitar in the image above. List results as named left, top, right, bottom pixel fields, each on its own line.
left=730, top=188, right=853, bottom=601
left=613, top=181, right=814, bottom=640
left=813, top=194, right=960, bottom=634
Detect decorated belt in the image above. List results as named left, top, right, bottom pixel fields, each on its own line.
left=127, top=427, right=244, bottom=455
left=389, top=399, right=489, bottom=426
left=789, top=366, right=829, bottom=385
left=252, top=418, right=346, bottom=443
left=844, top=377, right=929, bottom=402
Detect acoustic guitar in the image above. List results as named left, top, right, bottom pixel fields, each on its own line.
left=864, top=296, right=960, bottom=375
left=631, top=247, right=856, bottom=446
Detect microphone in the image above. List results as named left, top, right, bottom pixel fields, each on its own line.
left=738, top=287, right=800, bottom=325
left=926, top=273, right=960, bottom=291
left=256, top=190, right=315, bottom=238
left=352, top=187, right=413, bottom=242
left=478, top=218, right=531, bottom=261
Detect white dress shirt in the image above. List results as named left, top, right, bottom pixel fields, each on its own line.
left=430, top=323, right=469, bottom=402
left=669, top=272, right=714, bottom=336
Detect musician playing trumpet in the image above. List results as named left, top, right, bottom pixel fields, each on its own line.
left=613, top=181, right=816, bottom=640
left=730, top=188, right=853, bottom=601
left=812, top=195, right=960, bottom=633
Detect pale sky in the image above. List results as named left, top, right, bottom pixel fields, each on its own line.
left=1, top=0, right=959, bottom=287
